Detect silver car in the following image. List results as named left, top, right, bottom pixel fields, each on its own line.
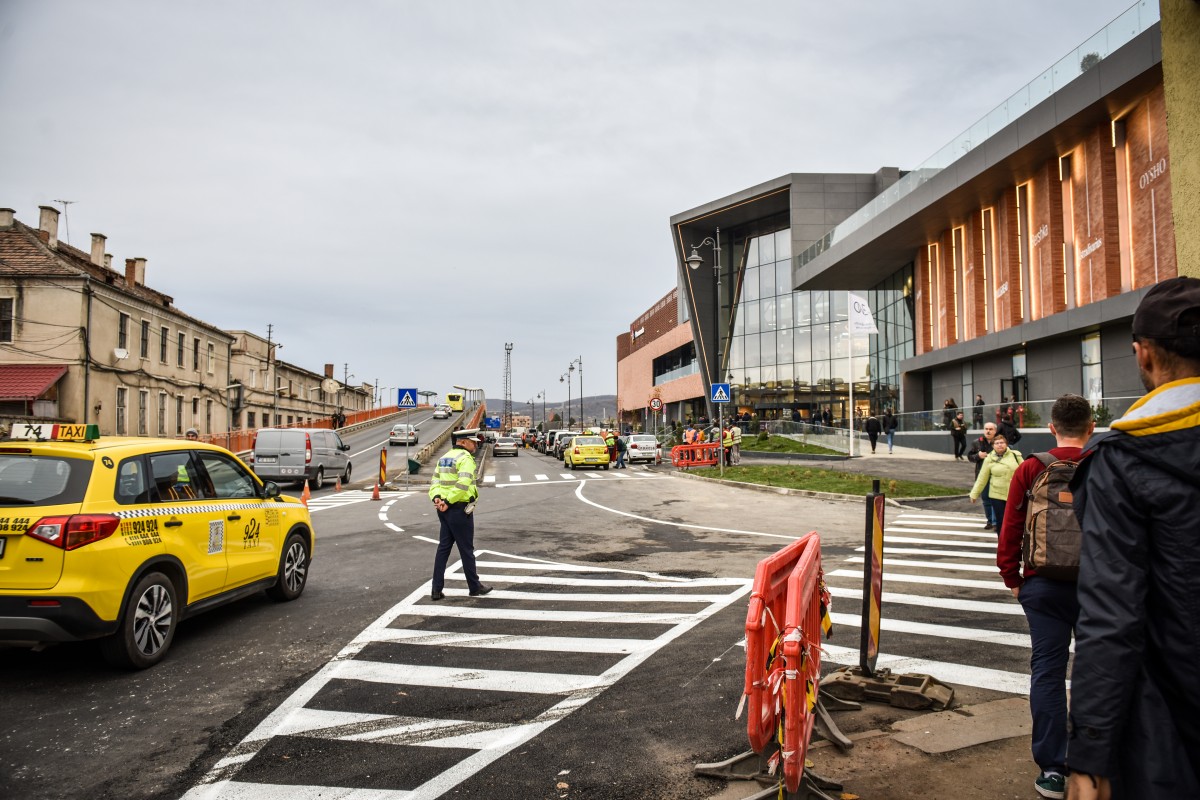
left=389, top=424, right=418, bottom=446
left=493, top=436, right=519, bottom=457
left=625, top=434, right=661, bottom=463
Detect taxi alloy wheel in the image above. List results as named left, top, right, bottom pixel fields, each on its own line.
left=268, top=533, right=309, bottom=601
left=101, top=571, right=178, bottom=670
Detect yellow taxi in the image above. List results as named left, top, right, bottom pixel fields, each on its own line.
left=0, top=423, right=315, bottom=669
left=563, top=435, right=611, bottom=470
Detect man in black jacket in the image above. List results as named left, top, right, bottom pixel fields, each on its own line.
left=1068, top=277, right=1200, bottom=800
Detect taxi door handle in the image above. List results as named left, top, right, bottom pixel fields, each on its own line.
left=227, top=513, right=242, bottom=521
left=163, top=520, right=183, bottom=528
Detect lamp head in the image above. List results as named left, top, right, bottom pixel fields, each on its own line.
left=685, top=249, right=703, bottom=270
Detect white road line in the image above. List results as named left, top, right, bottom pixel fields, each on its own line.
left=829, top=611, right=1030, bottom=648
left=431, top=589, right=729, bottom=604
left=470, top=573, right=746, bottom=588
left=822, top=644, right=1031, bottom=696
left=184, top=781, right=412, bottom=800
left=334, top=660, right=599, bottom=695
left=483, top=475, right=496, bottom=484
left=826, top=585, right=1022, bottom=616
left=385, top=522, right=404, bottom=532
left=886, top=526, right=996, bottom=539
left=882, top=535, right=999, bottom=550
left=855, top=546, right=996, bottom=560
left=368, top=628, right=653, bottom=654
left=893, top=514, right=984, bottom=524
left=411, top=606, right=694, bottom=625
left=572, top=481, right=799, bottom=541
left=535, top=474, right=549, bottom=481
left=828, top=568, right=1007, bottom=592
left=559, top=473, right=575, bottom=480
left=846, top=557, right=998, bottom=573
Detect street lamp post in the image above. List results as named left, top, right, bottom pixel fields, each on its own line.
left=536, top=391, right=545, bottom=431
left=570, top=356, right=583, bottom=429
left=686, top=226, right=723, bottom=477
left=561, top=368, right=573, bottom=428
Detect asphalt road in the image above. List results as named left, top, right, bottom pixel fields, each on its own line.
left=1, top=436, right=1034, bottom=800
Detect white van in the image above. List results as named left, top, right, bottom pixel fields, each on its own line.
left=250, top=427, right=352, bottom=489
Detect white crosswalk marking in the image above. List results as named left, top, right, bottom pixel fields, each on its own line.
left=305, top=490, right=408, bottom=513
left=535, top=474, right=548, bottom=481
left=181, top=550, right=751, bottom=800
left=826, top=510, right=1035, bottom=697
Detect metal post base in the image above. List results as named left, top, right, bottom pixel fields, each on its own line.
left=695, top=746, right=844, bottom=800
left=820, top=665, right=955, bottom=710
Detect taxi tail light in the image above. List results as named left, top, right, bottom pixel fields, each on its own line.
left=26, top=514, right=120, bottom=550
left=573, top=446, right=581, bottom=454
left=305, top=433, right=312, bottom=464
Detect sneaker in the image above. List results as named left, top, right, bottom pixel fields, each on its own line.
left=1034, top=771, right=1065, bottom=799
left=430, top=590, right=445, bottom=601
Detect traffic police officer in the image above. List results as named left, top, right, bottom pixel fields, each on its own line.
left=428, top=428, right=492, bottom=601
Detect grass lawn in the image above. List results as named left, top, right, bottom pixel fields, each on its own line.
left=691, top=465, right=962, bottom=497
left=740, top=437, right=842, bottom=456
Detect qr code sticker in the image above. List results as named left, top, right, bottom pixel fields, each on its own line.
left=208, top=520, right=224, bottom=554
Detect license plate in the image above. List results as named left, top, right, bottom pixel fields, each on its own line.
left=586, top=458, right=597, bottom=463
left=257, top=456, right=277, bottom=464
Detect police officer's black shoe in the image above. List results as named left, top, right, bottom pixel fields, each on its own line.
left=431, top=590, right=445, bottom=601
left=469, top=584, right=493, bottom=596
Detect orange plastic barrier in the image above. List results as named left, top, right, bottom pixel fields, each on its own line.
left=670, top=442, right=721, bottom=468
left=741, top=534, right=814, bottom=753
left=780, top=534, right=830, bottom=794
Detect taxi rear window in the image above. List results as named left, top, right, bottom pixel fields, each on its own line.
left=0, top=455, right=93, bottom=506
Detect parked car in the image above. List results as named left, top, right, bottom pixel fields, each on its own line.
left=625, top=434, right=662, bottom=464
left=388, top=423, right=419, bottom=446
left=432, top=406, right=451, bottom=419
left=552, top=431, right=581, bottom=460
left=0, top=423, right=314, bottom=669
left=493, top=437, right=519, bottom=457
left=482, top=430, right=499, bottom=444
left=547, top=429, right=578, bottom=458
left=249, top=427, right=351, bottom=489
left=564, top=435, right=610, bottom=469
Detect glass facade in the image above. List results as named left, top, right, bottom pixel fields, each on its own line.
left=723, top=229, right=912, bottom=422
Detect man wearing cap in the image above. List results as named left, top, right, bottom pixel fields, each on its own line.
left=428, top=428, right=492, bottom=601
left=185, top=428, right=199, bottom=441
left=1067, top=277, right=1200, bottom=800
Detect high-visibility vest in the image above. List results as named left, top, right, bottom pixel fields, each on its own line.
left=722, top=429, right=734, bottom=447
left=429, top=446, right=478, bottom=505
left=731, top=426, right=742, bottom=444
left=684, top=428, right=696, bottom=443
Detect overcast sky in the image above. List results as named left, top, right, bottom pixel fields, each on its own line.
left=0, top=0, right=1139, bottom=405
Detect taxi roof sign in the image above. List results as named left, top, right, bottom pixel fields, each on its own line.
left=12, top=423, right=101, bottom=442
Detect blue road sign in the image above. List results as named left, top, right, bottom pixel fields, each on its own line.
left=397, top=388, right=418, bottom=409
left=484, top=416, right=502, bottom=429
left=710, top=383, right=731, bottom=403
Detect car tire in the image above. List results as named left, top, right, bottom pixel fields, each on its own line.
left=343, top=462, right=352, bottom=483
left=100, top=571, right=178, bottom=670
left=267, top=532, right=310, bottom=601
left=310, top=467, right=324, bottom=490
left=603, top=464, right=610, bottom=470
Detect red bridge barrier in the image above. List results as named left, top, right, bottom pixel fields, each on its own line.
left=670, top=442, right=721, bottom=468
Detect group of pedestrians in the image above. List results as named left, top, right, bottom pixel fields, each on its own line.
left=862, top=409, right=897, bottom=454
left=681, top=421, right=742, bottom=465
left=971, top=277, right=1200, bottom=799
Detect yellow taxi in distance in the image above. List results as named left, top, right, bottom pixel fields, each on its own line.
left=563, top=435, right=611, bottom=470
left=0, top=423, right=315, bottom=669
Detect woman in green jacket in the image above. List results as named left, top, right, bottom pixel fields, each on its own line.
left=969, top=434, right=1023, bottom=532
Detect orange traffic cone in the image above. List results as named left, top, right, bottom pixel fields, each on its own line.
left=300, top=482, right=311, bottom=507
left=371, top=482, right=381, bottom=501
left=335, top=476, right=342, bottom=492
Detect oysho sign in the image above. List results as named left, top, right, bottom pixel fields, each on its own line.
left=1139, top=157, right=1168, bottom=190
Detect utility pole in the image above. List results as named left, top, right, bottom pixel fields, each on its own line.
left=502, top=343, right=513, bottom=434
left=267, top=324, right=278, bottom=426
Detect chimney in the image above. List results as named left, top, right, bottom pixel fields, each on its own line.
left=0, top=208, right=14, bottom=229
left=38, top=205, right=59, bottom=249
left=133, top=257, right=146, bottom=285
left=103, top=254, right=112, bottom=269
left=125, top=258, right=137, bottom=285
left=90, top=233, right=107, bottom=267
left=324, top=364, right=334, bottom=379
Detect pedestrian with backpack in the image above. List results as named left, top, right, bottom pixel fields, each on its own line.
left=1068, top=278, right=1200, bottom=800
left=969, top=433, right=1022, bottom=531
left=997, top=394, right=1094, bottom=800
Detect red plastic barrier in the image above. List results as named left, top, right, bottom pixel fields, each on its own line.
left=670, top=442, right=721, bottom=468
left=780, top=536, right=830, bottom=794
left=741, top=533, right=817, bottom=753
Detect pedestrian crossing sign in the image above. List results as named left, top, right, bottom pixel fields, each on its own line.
left=397, top=388, right=418, bottom=409
left=710, top=383, right=731, bottom=403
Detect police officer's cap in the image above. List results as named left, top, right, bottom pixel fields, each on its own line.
left=452, top=427, right=484, bottom=443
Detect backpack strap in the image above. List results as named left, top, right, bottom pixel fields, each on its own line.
left=1033, top=453, right=1056, bottom=467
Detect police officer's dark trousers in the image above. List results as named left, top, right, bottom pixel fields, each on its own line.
left=432, top=503, right=484, bottom=594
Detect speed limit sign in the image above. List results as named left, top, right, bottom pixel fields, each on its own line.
left=650, top=398, right=663, bottom=411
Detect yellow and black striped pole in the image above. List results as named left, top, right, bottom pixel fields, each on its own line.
left=379, top=448, right=388, bottom=488
left=860, top=479, right=886, bottom=676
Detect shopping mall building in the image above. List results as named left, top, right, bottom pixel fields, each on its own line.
left=618, top=3, right=1176, bottom=430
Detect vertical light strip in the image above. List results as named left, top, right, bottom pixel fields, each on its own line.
left=981, top=209, right=992, bottom=333
left=927, top=244, right=937, bottom=349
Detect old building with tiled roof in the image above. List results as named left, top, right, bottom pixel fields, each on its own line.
left=0, top=205, right=235, bottom=435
